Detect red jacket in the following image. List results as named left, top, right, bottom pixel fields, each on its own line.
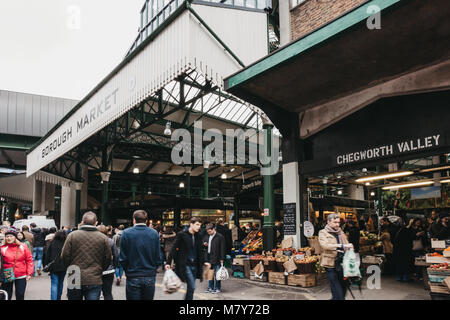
left=1, top=243, right=34, bottom=278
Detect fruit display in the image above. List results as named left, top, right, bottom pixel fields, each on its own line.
left=430, top=262, right=448, bottom=270
left=430, top=252, right=443, bottom=257
left=294, top=256, right=319, bottom=264
left=242, top=230, right=263, bottom=253
left=276, top=255, right=289, bottom=263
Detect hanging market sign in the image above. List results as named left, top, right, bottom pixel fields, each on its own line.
left=335, top=134, right=441, bottom=166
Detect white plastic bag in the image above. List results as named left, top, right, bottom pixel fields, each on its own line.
left=215, top=263, right=229, bottom=281
left=343, top=248, right=361, bottom=278
left=163, top=269, right=182, bottom=294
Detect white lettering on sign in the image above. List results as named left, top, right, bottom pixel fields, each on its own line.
left=336, top=135, right=441, bottom=165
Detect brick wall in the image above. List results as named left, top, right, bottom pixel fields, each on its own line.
left=290, top=0, right=368, bottom=41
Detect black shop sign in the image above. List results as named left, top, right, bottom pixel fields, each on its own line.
left=283, top=203, right=296, bottom=236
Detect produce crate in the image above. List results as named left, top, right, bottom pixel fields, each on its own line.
left=430, top=292, right=450, bottom=300
left=429, top=282, right=450, bottom=294
left=250, top=259, right=260, bottom=269
left=263, top=260, right=277, bottom=272
left=425, top=255, right=450, bottom=264
left=428, top=275, right=448, bottom=283
left=233, top=258, right=245, bottom=266
left=427, top=268, right=450, bottom=276
left=296, top=262, right=315, bottom=274
left=444, top=251, right=450, bottom=258
left=287, top=274, right=316, bottom=287
left=268, top=272, right=286, bottom=285
left=276, top=262, right=285, bottom=273
left=250, top=270, right=268, bottom=282
left=244, top=259, right=251, bottom=279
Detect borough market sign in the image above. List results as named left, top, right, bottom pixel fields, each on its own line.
left=335, top=134, right=441, bottom=166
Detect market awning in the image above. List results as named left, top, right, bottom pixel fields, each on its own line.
left=224, top=0, right=450, bottom=135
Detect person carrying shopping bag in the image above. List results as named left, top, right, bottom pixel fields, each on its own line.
left=202, top=223, right=226, bottom=294
left=318, top=214, right=353, bottom=300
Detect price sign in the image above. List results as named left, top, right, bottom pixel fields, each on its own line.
left=283, top=203, right=296, bottom=236
left=263, top=208, right=269, bottom=216
left=303, top=221, right=314, bottom=238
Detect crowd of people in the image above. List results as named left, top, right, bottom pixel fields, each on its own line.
left=0, top=211, right=231, bottom=300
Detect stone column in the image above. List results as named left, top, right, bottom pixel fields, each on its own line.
left=60, top=186, right=76, bottom=228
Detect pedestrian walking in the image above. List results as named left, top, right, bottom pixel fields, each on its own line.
left=393, top=219, right=414, bottom=282
left=161, top=226, right=176, bottom=263
left=17, top=232, right=32, bottom=252
left=0, top=225, right=7, bottom=246
left=21, top=225, right=34, bottom=251
left=379, top=225, right=394, bottom=275
left=45, top=227, right=57, bottom=245
left=318, top=213, right=353, bottom=300
left=119, top=210, right=162, bottom=300
left=61, top=212, right=112, bottom=300
left=165, top=217, right=205, bottom=300
left=44, top=230, right=67, bottom=300
left=216, top=218, right=232, bottom=256
left=203, top=223, right=225, bottom=294
left=0, top=228, right=34, bottom=300
left=97, top=225, right=118, bottom=300
left=113, top=225, right=125, bottom=286
left=30, top=222, right=45, bottom=276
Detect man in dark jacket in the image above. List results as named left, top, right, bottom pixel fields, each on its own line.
left=203, top=223, right=225, bottom=294
left=216, top=218, right=232, bottom=256
left=119, top=210, right=161, bottom=300
left=166, top=217, right=204, bottom=300
left=30, top=222, right=45, bottom=276
left=61, top=212, right=111, bottom=300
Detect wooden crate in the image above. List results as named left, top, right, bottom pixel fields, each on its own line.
left=429, top=282, right=450, bottom=294
left=268, top=272, right=286, bottom=285
left=425, top=255, right=450, bottom=264
left=244, top=259, right=251, bottom=279
left=250, top=270, right=268, bottom=282
left=233, top=258, right=245, bottom=266
left=287, top=274, right=316, bottom=287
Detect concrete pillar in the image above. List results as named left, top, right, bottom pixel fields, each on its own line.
left=283, top=162, right=302, bottom=249
left=60, top=186, right=76, bottom=228
left=279, top=0, right=291, bottom=46
left=347, top=184, right=365, bottom=201
left=41, top=183, right=55, bottom=214
left=32, top=179, right=42, bottom=214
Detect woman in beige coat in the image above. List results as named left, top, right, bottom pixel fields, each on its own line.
left=319, top=213, right=353, bottom=300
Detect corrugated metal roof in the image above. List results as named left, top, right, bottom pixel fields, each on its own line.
left=0, top=90, right=78, bottom=137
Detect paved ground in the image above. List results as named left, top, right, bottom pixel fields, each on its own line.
left=15, top=269, right=431, bottom=300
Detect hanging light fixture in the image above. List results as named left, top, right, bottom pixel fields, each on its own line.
left=230, top=167, right=235, bottom=173
left=370, top=191, right=376, bottom=196
left=221, top=173, right=227, bottom=179
left=164, top=121, right=172, bottom=136
left=133, top=168, right=140, bottom=174
left=382, top=180, right=434, bottom=190
left=179, top=182, right=185, bottom=188
left=337, top=190, right=343, bottom=195
left=355, top=171, right=414, bottom=183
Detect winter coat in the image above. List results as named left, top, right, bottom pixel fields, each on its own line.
left=318, top=228, right=348, bottom=268
left=410, top=226, right=427, bottom=251
left=162, top=232, right=176, bottom=255
left=23, top=231, right=34, bottom=250
left=167, top=230, right=205, bottom=283
left=1, top=243, right=34, bottom=278
left=203, top=232, right=226, bottom=265
left=44, top=239, right=67, bottom=274
left=112, top=230, right=123, bottom=253
left=380, top=231, right=393, bottom=254
left=104, top=238, right=119, bottom=275
left=393, top=227, right=414, bottom=274
left=216, top=224, right=232, bottom=256
left=431, top=222, right=450, bottom=240
left=61, top=225, right=112, bottom=286
left=31, top=228, right=45, bottom=248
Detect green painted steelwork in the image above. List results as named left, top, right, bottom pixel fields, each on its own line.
left=262, top=123, right=275, bottom=251
left=225, top=0, right=401, bottom=89
left=0, top=134, right=40, bottom=150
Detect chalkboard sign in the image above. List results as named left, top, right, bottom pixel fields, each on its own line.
left=283, top=203, right=296, bottom=236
